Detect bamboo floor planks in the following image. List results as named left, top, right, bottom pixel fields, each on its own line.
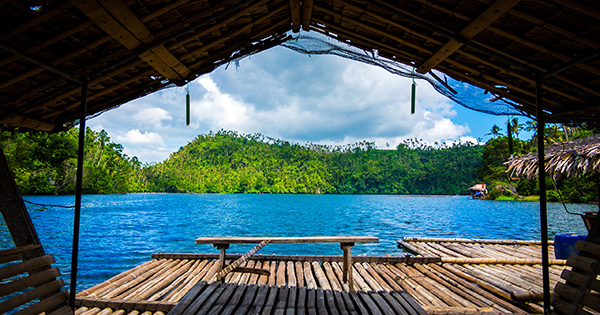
left=75, top=239, right=568, bottom=314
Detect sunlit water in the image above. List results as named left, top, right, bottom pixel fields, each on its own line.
left=0, top=193, right=593, bottom=292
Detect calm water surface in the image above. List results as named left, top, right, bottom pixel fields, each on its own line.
left=0, top=193, right=594, bottom=292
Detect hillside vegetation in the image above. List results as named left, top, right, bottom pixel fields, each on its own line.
left=1, top=129, right=483, bottom=195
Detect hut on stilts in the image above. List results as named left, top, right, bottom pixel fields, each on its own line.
left=1, top=0, right=600, bottom=314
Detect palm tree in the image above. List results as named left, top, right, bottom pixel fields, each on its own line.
left=486, top=124, right=504, bottom=138
left=510, top=118, right=523, bottom=139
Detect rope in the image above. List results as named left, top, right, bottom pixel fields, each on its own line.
left=550, top=177, right=579, bottom=216
left=23, top=199, right=75, bottom=209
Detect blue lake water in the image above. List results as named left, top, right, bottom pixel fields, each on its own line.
left=0, top=193, right=594, bottom=292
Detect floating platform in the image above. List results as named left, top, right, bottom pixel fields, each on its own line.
left=74, top=236, right=570, bottom=315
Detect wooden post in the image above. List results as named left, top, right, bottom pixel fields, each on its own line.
left=70, top=80, right=87, bottom=309
left=0, top=147, right=44, bottom=259
left=215, top=244, right=229, bottom=272
left=341, top=242, right=354, bottom=291
left=536, top=77, right=551, bottom=315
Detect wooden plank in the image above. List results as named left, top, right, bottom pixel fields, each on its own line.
left=0, top=267, right=60, bottom=297
left=0, top=245, right=41, bottom=262
left=286, top=286, right=297, bottom=315
left=196, top=282, right=228, bottom=314
left=561, top=269, right=600, bottom=292
left=306, top=287, right=316, bottom=315
left=348, top=291, right=369, bottom=315
left=332, top=290, right=348, bottom=315
left=167, top=281, right=207, bottom=315
left=0, top=148, right=44, bottom=256
left=149, top=45, right=192, bottom=79
left=567, top=254, right=598, bottom=273
left=233, top=284, right=258, bottom=315
left=181, top=281, right=217, bottom=314
left=369, top=292, right=395, bottom=315
left=341, top=291, right=357, bottom=314
left=324, top=289, right=339, bottom=315
left=196, top=236, right=379, bottom=244
left=316, top=288, right=327, bottom=315
left=274, top=286, right=289, bottom=315
left=380, top=292, right=410, bottom=315
left=297, top=287, right=307, bottom=315
left=14, top=290, right=69, bottom=315
left=574, top=241, right=600, bottom=256
left=97, top=0, right=154, bottom=44
left=261, top=286, right=279, bottom=315
left=248, top=284, right=270, bottom=314
left=0, top=254, right=54, bottom=280
left=393, top=291, right=428, bottom=315
left=75, top=296, right=176, bottom=313
left=0, top=279, right=64, bottom=314
left=301, top=0, right=314, bottom=31
left=138, top=50, right=180, bottom=80
left=417, top=0, right=521, bottom=73
left=289, top=0, right=301, bottom=33
left=357, top=291, right=382, bottom=315
left=69, top=0, right=142, bottom=50
left=208, top=283, right=238, bottom=314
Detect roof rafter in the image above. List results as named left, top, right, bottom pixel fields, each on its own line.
left=417, top=0, right=521, bottom=74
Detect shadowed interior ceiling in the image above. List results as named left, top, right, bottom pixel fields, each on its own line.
left=0, top=0, right=599, bottom=132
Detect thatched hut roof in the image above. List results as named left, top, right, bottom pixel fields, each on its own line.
left=1, top=0, right=600, bottom=132
left=505, top=134, right=600, bottom=179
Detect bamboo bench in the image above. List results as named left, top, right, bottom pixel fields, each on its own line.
left=196, top=236, right=379, bottom=291
left=0, top=245, right=71, bottom=315
left=552, top=240, right=600, bottom=315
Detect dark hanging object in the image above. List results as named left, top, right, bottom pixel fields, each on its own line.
left=186, top=84, right=190, bottom=126
left=508, top=120, right=514, bottom=156
left=411, top=82, right=416, bottom=114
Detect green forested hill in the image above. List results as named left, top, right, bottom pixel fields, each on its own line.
left=144, top=130, right=484, bottom=195
left=1, top=129, right=484, bottom=195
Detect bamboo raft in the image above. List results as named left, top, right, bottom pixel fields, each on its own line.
left=74, top=244, right=564, bottom=315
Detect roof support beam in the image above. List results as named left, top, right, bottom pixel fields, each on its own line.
left=417, top=0, right=521, bottom=74
left=301, top=0, right=314, bottom=31
left=289, top=0, right=301, bottom=33
left=0, top=115, right=56, bottom=131
left=69, top=0, right=192, bottom=81
left=0, top=42, right=82, bottom=85
left=544, top=48, right=600, bottom=79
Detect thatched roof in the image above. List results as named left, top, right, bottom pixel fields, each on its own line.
left=505, top=134, right=600, bottom=179
left=1, top=0, right=600, bottom=132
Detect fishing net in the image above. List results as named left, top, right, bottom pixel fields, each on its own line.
left=280, top=33, right=530, bottom=118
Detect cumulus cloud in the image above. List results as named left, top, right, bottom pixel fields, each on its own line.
left=87, top=43, right=506, bottom=163
left=133, top=107, right=172, bottom=126
left=115, top=129, right=165, bottom=146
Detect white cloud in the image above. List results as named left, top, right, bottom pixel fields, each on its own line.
left=115, top=129, right=165, bottom=146
left=133, top=107, right=172, bottom=126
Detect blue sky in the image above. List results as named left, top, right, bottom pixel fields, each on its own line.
left=88, top=44, right=527, bottom=163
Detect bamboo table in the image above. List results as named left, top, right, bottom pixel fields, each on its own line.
left=196, top=236, right=379, bottom=290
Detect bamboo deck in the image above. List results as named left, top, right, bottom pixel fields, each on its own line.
left=73, top=237, right=569, bottom=315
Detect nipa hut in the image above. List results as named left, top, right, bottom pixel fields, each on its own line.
left=506, top=134, right=600, bottom=179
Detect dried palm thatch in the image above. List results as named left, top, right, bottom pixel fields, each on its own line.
left=505, top=134, right=600, bottom=179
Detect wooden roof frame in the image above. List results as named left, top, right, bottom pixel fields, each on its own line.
left=0, top=0, right=599, bottom=132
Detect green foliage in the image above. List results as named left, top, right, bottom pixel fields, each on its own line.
left=479, top=121, right=600, bottom=203
left=144, top=130, right=484, bottom=195
left=1, top=128, right=144, bottom=195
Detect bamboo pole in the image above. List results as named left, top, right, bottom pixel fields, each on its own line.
left=440, top=257, right=566, bottom=265
left=303, top=262, right=317, bottom=289
left=322, top=262, right=342, bottom=291
left=311, top=261, right=332, bottom=290
left=212, top=240, right=270, bottom=282
left=294, top=261, right=305, bottom=288
left=402, top=237, right=552, bottom=245
left=286, top=261, right=296, bottom=287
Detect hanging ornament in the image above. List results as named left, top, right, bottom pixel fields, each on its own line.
left=507, top=119, right=514, bottom=157
left=186, top=83, right=190, bottom=126
left=411, top=68, right=417, bottom=115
